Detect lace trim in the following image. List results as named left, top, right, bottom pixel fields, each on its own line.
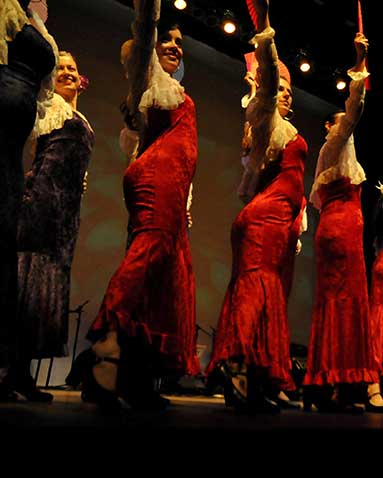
left=241, top=91, right=255, bottom=109
left=348, top=68, right=370, bottom=82
left=249, top=26, right=275, bottom=45
left=138, top=49, right=185, bottom=112
left=245, top=25, right=296, bottom=174
left=267, top=113, right=298, bottom=161
left=309, top=70, right=368, bottom=209
left=36, top=93, right=73, bottom=136
left=309, top=164, right=366, bottom=208
left=119, top=126, right=140, bottom=165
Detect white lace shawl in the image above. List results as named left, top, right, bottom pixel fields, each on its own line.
left=309, top=69, right=369, bottom=210
left=27, top=8, right=59, bottom=125
left=120, top=0, right=185, bottom=163
left=237, top=26, right=297, bottom=202
left=23, top=93, right=94, bottom=168
left=0, top=0, right=27, bottom=65
left=36, top=92, right=73, bottom=136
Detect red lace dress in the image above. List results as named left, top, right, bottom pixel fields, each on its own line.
left=207, top=134, right=308, bottom=391
left=369, top=248, right=383, bottom=374
left=303, top=178, right=379, bottom=385
left=88, top=94, right=200, bottom=376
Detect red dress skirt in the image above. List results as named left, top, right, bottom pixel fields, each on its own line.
left=207, top=135, right=308, bottom=391
left=369, top=248, right=383, bottom=374
left=304, top=177, right=380, bottom=385
left=88, top=95, right=200, bottom=376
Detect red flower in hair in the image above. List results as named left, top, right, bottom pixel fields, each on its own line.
left=78, top=75, right=89, bottom=93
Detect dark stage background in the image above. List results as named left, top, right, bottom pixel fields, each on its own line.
left=31, top=0, right=380, bottom=386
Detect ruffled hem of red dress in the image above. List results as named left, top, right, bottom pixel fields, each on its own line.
left=303, top=368, right=380, bottom=386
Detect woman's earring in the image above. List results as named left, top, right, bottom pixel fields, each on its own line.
left=285, top=108, right=294, bottom=121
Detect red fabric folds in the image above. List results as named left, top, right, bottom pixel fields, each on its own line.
left=207, top=135, right=308, bottom=391
left=304, top=178, right=380, bottom=386
left=369, top=249, right=383, bottom=373
left=88, top=95, right=200, bottom=376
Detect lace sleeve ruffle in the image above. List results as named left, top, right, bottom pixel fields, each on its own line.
left=309, top=158, right=366, bottom=209
left=138, top=50, right=185, bottom=112
left=309, top=69, right=368, bottom=209
left=35, top=93, right=73, bottom=136
left=245, top=26, right=296, bottom=176
left=0, top=0, right=28, bottom=65
left=119, top=126, right=140, bottom=165
left=123, top=0, right=184, bottom=116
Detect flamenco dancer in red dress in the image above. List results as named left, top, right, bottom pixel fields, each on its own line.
left=364, top=182, right=383, bottom=412
left=206, top=0, right=308, bottom=413
left=68, top=0, right=199, bottom=411
left=302, top=31, right=381, bottom=413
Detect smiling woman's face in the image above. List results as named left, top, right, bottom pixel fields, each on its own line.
left=155, top=28, right=183, bottom=75
left=54, top=54, right=80, bottom=103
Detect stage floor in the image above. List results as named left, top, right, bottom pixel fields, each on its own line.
left=2, top=389, right=383, bottom=432
left=2, top=389, right=383, bottom=462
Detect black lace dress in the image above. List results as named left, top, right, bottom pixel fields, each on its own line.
left=0, top=23, right=55, bottom=365
left=16, top=112, right=94, bottom=358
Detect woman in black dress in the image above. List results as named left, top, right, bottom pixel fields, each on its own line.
left=11, top=51, right=94, bottom=401
left=0, top=0, right=57, bottom=400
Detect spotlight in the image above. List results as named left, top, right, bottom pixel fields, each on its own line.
left=297, top=50, right=312, bottom=74
left=336, top=79, right=347, bottom=90
left=333, top=69, right=348, bottom=91
left=222, top=9, right=237, bottom=34
left=173, top=0, right=187, bottom=10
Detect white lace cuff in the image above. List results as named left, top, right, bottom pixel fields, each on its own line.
left=35, top=93, right=73, bottom=136
left=120, top=126, right=140, bottom=164
left=249, top=26, right=275, bottom=46
left=138, top=50, right=185, bottom=112
left=348, top=67, right=369, bottom=82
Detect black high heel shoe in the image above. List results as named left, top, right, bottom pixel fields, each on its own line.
left=302, top=385, right=318, bottom=412
left=66, top=348, right=121, bottom=411
left=274, top=393, right=303, bottom=410
left=6, top=369, right=53, bottom=402
left=215, top=361, right=248, bottom=409
left=303, top=385, right=364, bottom=414
left=117, top=365, right=171, bottom=411
left=0, top=381, right=18, bottom=402
left=65, top=348, right=96, bottom=387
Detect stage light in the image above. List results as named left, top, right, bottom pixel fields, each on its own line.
left=222, top=9, right=237, bottom=34
left=297, top=50, right=312, bottom=74
left=334, top=69, right=347, bottom=91
left=173, top=0, right=187, bottom=10
left=336, top=79, right=347, bottom=90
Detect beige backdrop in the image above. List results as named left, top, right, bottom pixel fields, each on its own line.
left=32, top=0, right=336, bottom=386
